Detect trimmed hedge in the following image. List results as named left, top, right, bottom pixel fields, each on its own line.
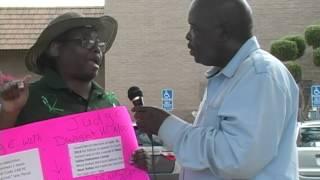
left=283, top=35, right=306, bottom=58
left=284, top=61, right=302, bottom=82
left=270, top=40, right=298, bottom=61
left=305, top=25, right=320, bottom=49
left=314, top=47, right=320, bottom=66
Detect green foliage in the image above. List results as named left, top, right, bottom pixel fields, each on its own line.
left=283, top=35, right=306, bottom=58
left=314, top=47, right=320, bottom=66
left=270, top=40, right=298, bottom=61
left=305, top=25, right=320, bottom=49
left=284, top=61, right=302, bottom=82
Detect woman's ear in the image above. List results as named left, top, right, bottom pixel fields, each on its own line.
left=47, top=42, right=60, bottom=57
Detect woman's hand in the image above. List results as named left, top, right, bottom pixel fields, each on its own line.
left=130, top=148, right=151, bottom=171
left=0, top=75, right=31, bottom=113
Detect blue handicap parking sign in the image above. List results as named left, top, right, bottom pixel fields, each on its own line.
left=162, top=89, right=173, bottom=100
left=161, top=89, right=174, bottom=111
left=311, top=85, right=320, bottom=107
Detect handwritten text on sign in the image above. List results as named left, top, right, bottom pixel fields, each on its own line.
left=0, top=106, right=149, bottom=180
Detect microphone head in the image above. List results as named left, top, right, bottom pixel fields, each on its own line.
left=128, top=86, right=143, bottom=101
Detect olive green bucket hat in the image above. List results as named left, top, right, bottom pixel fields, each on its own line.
left=25, top=12, right=118, bottom=74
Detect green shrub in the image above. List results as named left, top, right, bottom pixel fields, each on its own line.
left=314, top=47, right=320, bottom=66
left=284, top=61, right=302, bottom=82
left=283, top=35, right=306, bottom=58
left=305, top=25, right=320, bottom=49
left=270, top=40, right=298, bottom=61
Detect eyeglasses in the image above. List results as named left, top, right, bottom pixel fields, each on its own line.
left=62, top=39, right=107, bottom=53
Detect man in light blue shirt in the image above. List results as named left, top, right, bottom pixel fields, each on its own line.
left=132, top=0, right=299, bottom=179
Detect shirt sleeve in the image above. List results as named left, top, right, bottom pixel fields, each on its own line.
left=158, top=72, right=294, bottom=179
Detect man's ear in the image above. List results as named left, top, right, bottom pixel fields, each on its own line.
left=47, top=42, right=60, bottom=57
left=218, top=25, right=229, bottom=42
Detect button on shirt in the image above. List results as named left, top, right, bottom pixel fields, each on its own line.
left=159, top=37, right=299, bottom=180
left=16, top=69, right=119, bottom=126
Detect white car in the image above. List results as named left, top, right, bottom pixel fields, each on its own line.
left=298, top=120, right=320, bottom=179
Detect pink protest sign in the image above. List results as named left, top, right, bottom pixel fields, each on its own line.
left=0, top=106, right=150, bottom=180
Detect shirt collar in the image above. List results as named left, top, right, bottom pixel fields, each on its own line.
left=40, top=69, right=105, bottom=96
left=205, top=67, right=221, bottom=79
left=206, top=36, right=260, bottom=79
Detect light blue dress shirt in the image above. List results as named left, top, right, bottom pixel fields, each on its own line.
left=159, top=36, right=299, bottom=180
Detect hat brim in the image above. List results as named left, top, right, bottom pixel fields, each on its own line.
left=25, top=15, right=118, bottom=74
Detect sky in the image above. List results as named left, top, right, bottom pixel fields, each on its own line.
left=0, top=0, right=104, bottom=7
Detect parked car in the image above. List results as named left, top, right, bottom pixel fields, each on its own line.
left=297, top=120, right=320, bottom=179
left=133, top=124, right=180, bottom=180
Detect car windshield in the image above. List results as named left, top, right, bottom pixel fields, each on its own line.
left=299, top=126, right=320, bottom=147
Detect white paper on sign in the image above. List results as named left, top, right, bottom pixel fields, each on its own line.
left=0, top=148, right=43, bottom=180
left=68, top=136, right=124, bottom=178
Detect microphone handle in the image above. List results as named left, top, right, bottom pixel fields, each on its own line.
left=132, top=96, right=152, bottom=139
left=132, top=96, right=153, bottom=142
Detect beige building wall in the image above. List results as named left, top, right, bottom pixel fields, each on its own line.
left=105, top=0, right=205, bottom=121
left=0, top=50, right=29, bottom=77
left=104, top=0, right=320, bottom=121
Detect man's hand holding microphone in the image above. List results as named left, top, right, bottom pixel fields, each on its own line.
left=128, top=86, right=171, bottom=135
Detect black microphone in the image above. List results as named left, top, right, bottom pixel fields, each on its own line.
left=128, top=86, right=157, bottom=176
left=128, top=86, right=144, bottom=106
left=128, top=86, right=152, bottom=138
